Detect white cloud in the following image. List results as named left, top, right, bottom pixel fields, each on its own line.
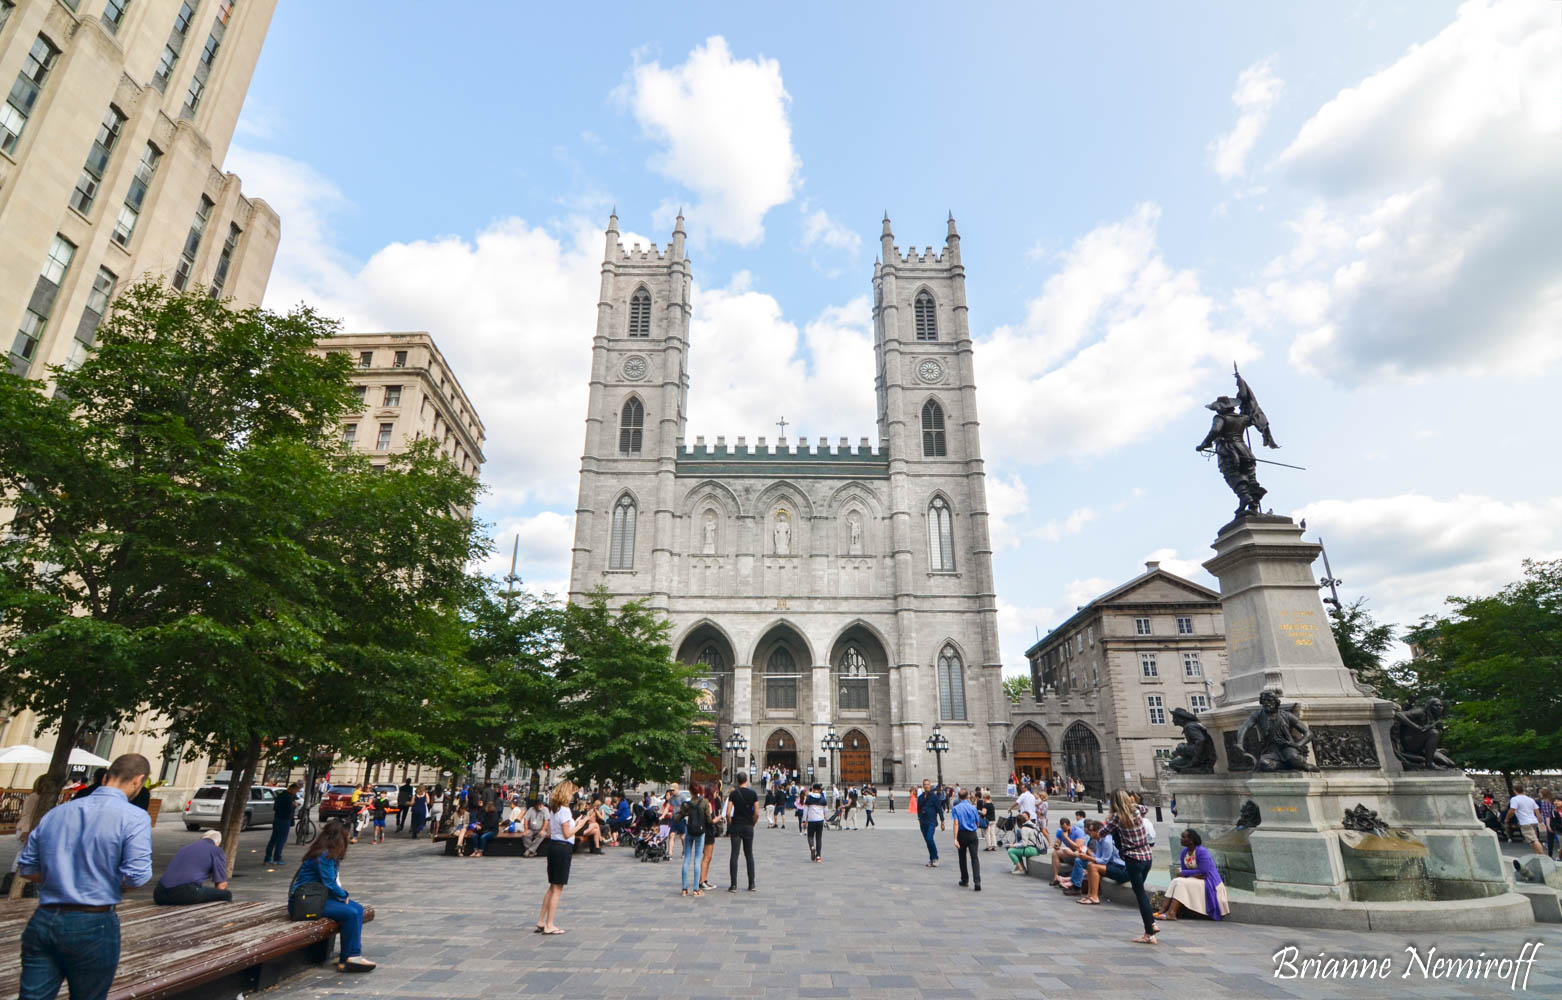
left=1291, top=493, right=1562, bottom=630
left=997, top=596, right=1057, bottom=672
left=800, top=202, right=863, bottom=254
left=478, top=511, right=576, bottom=598
left=1244, top=0, right=1562, bottom=383
left=1036, top=506, right=1098, bottom=544
left=976, top=203, right=1254, bottom=467
left=1209, top=57, right=1283, bottom=181
left=618, top=36, right=800, bottom=245
left=1063, top=577, right=1116, bottom=610
left=986, top=474, right=1031, bottom=550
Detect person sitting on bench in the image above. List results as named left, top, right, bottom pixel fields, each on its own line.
left=153, top=831, right=233, bottom=905
left=521, top=798, right=548, bottom=856
left=1049, top=817, right=1087, bottom=888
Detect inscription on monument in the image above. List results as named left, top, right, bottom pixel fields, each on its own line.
left=1278, top=609, right=1321, bottom=647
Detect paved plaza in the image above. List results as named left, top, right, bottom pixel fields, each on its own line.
left=10, top=808, right=1557, bottom=999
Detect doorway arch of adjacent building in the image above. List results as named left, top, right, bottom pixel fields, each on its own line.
left=765, top=728, right=799, bottom=774
left=839, top=728, right=872, bottom=784
left=1062, top=722, right=1104, bottom=799
left=1011, top=723, right=1052, bottom=786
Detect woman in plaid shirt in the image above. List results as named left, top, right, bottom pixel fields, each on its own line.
left=1099, top=788, right=1158, bottom=944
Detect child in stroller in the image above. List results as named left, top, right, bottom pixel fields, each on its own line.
left=825, top=803, right=844, bottom=831
left=634, top=821, right=671, bottom=863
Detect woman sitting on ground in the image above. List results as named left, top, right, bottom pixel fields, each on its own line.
left=1006, top=811, right=1046, bottom=874
left=521, top=798, right=548, bottom=856
left=291, top=821, right=375, bottom=972
left=154, top=831, right=233, bottom=905
left=1156, top=829, right=1230, bottom=921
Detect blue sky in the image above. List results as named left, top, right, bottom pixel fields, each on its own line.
left=229, top=1, right=1562, bottom=673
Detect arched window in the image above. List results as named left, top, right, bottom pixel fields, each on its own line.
left=921, top=400, right=946, bottom=457
left=914, top=290, right=937, bottom=341
left=618, top=397, right=644, bottom=455
left=628, top=287, right=651, bottom=337
left=766, top=646, right=797, bottom=711
left=838, top=645, right=869, bottom=711
left=609, top=495, right=636, bottom=569
left=928, top=496, right=955, bottom=571
left=937, top=644, right=966, bottom=720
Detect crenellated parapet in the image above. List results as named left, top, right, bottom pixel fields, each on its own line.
left=676, top=435, right=890, bottom=477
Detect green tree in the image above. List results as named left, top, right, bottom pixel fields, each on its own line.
left=1002, top=675, right=1032, bottom=704
left=1328, top=598, right=1412, bottom=700
left=552, top=591, right=709, bottom=789
left=458, top=579, right=566, bottom=787
left=1406, top=560, right=1562, bottom=784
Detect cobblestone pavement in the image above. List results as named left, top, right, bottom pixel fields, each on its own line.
left=4, top=809, right=1559, bottom=998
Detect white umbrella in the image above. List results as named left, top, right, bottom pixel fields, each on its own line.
left=0, top=745, right=112, bottom=790
left=68, top=748, right=111, bottom=767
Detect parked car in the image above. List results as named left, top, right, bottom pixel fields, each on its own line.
left=318, top=784, right=362, bottom=822
left=183, top=784, right=283, bottom=831
left=372, top=784, right=404, bottom=813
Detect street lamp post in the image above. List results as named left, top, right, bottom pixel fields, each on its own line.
left=821, top=725, right=844, bottom=786
left=925, top=722, right=950, bottom=789
left=724, top=729, right=748, bottom=785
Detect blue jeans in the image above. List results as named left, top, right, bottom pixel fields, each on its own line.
left=320, top=898, right=364, bottom=960
left=20, top=907, right=120, bottom=1000
left=264, top=821, right=290, bottom=863
left=920, top=822, right=939, bottom=862
left=475, top=830, right=497, bottom=854
left=682, top=832, right=705, bottom=891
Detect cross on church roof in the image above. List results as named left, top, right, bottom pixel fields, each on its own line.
left=776, top=416, right=789, bottom=435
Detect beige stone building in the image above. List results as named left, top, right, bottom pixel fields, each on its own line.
left=1, top=0, right=278, bottom=814
left=567, top=212, right=1008, bottom=787
left=1009, top=562, right=1227, bottom=802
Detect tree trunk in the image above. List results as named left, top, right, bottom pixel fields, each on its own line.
left=219, top=735, right=262, bottom=876
left=1502, top=770, right=1515, bottom=798
left=8, top=714, right=83, bottom=898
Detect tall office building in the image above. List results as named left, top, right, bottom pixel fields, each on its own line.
left=0, top=0, right=280, bottom=379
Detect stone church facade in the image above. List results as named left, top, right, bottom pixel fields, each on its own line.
left=568, top=212, right=1007, bottom=787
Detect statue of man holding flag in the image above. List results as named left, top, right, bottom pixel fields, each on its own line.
left=1196, top=365, right=1280, bottom=519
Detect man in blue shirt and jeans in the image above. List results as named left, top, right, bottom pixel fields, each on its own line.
left=915, top=779, right=944, bottom=867
left=17, top=752, right=154, bottom=1000
left=950, top=788, right=982, bottom=890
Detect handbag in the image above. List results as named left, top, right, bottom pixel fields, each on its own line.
left=288, top=879, right=330, bottom=921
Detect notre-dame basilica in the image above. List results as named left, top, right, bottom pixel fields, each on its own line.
left=567, top=212, right=1006, bottom=786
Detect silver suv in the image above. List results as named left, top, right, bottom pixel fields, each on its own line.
left=183, top=784, right=283, bottom=831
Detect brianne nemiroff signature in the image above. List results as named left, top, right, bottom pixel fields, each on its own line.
left=1272, top=943, right=1544, bottom=991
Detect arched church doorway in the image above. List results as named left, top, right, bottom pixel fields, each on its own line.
left=765, top=729, right=798, bottom=774
left=1063, top=723, right=1104, bottom=798
left=1012, top=724, right=1052, bottom=786
left=839, top=729, right=871, bottom=784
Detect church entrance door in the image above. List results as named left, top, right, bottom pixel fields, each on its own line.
left=1012, top=724, right=1052, bottom=786
left=765, top=729, right=798, bottom=775
left=839, top=729, right=871, bottom=784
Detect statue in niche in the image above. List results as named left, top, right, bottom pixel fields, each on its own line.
left=773, top=510, right=791, bottom=556
left=1166, top=706, right=1216, bottom=774
left=701, top=511, right=717, bottom=554
left=1233, top=689, right=1318, bottom=772
left=847, top=512, right=863, bottom=555
left=1390, top=697, right=1457, bottom=770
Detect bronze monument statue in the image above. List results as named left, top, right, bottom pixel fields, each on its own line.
left=1166, top=706, right=1217, bottom=774
left=1233, top=689, right=1318, bottom=772
left=1196, top=366, right=1280, bottom=519
left=1390, top=697, right=1458, bottom=770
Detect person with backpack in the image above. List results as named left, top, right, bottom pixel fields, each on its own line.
left=726, top=773, right=760, bottom=892
left=677, top=787, right=712, bottom=896
left=290, top=821, right=375, bottom=972
left=802, top=783, right=828, bottom=862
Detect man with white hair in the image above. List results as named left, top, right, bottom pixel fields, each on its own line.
left=153, top=830, right=232, bottom=905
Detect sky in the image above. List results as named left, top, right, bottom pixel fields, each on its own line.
left=227, top=0, right=1562, bottom=675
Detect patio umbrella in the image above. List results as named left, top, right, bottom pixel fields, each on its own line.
left=0, top=745, right=112, bottom=789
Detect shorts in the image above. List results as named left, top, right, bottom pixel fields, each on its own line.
left=546, top=838, right=573, bottom=886
left=1103, top=861, right=1129, bottom=883
left=373, top=818, right=386, bottom=828
left=1520, top=823, right=1541, bottom=845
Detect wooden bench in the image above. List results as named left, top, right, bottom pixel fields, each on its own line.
left=0, top=897, right=374, bottom=1000
left=433, top=829, right=541, bottom=856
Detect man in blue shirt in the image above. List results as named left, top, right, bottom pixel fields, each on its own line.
left=915, top=779, right=944, bottom=867
left=950, top=788, right=983, bottom=890
left=1050, top=817, right=1088, bottom=889
left=17, top=752, right=154, bottom=1000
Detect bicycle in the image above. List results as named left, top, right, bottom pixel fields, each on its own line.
left=294, top=805, right=317, bottom=845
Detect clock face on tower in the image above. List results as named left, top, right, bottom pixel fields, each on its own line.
left=917, top=358, right=944, bottom=383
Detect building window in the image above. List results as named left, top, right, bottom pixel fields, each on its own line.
left=618, top=397, right=644, bottom=455
left=1190, top=693, right=1210, bottom=713
left=1147, top=694, right=1166, bottom=725
left=358, top=351, right=373, bottom=368
left=352, top=385, right=366, bottom=407
left=627, top=287, right=651, bottom=337
left=103, top=0, right=131, bottom=32
left=382, top=385, right=401, bottom=407
left=182, top=0, right=234, bottom=117
left=838, top=645, right=869, bottom=711
left=1177, top=616, right=1194, bottom=635
left=71, top=105, right=127, bottom=214
left=0, top=1, right=13, bottom=34
left=928, top=496, right=955, bottom=572
left=10, top=235, right=76, bottom=374
left=913, top=290, right=937, bottom=341
left=153, top=1, right=197, bottom=92
left=112, top=143, right=162, bottom=247
left=766, top=646, right=797, bottom=711
left=1183, top=652, right=1203, bottom=678
left=1134, top=617, right=1151, bottom=636
left=1077, top=634, right=1084, bottom=654
left=375, top=422, right=393, bottom=450
left=69, top=266, right=118, bottom=360
left=1087, top=625, right=1095, bottom=646
left=1, top=35, right=61, bottom=154
left=609, top=495, right=636, bottom=569
left=208, top=224, right=240, bottom=297
left=171, top=195, right=214, bottom=291
left=393, top=350, right=407, bottom=368
left=342, top=423, right=356, bottom=447
left=1140, top=653, right=1158, bottom=678
left=937, top=645, right=967, bottom=720
left=158, top=742, right=181, bottom=782
left=921, top=400, right=947, bottom=457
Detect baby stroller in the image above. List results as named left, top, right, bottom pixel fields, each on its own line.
left=634, top=824, right=670, bottom=863
left=825, top=804, right=844, bottom=831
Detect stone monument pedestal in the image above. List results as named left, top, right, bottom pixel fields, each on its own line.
left=1167, top=516, right=1526, bottom=927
